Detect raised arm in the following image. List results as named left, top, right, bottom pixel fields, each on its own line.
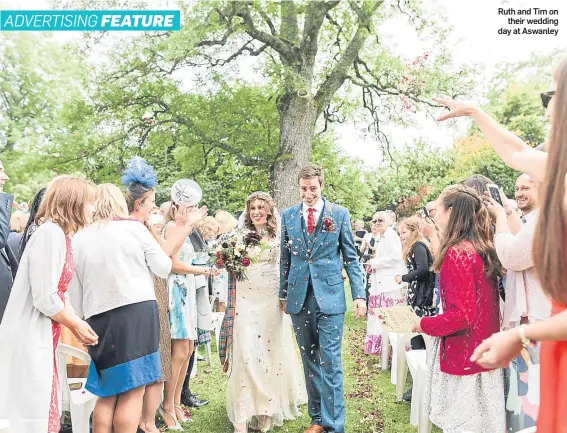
left=435, top=98, right=547, bottom=181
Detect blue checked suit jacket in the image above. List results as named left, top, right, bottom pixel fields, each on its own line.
left=279, top=198, right=365, bottom=315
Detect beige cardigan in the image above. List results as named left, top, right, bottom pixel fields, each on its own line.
left=494, top=212, right=551, bottom=328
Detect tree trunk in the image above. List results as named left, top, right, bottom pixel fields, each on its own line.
left=271, top=91, right=318, bottom=210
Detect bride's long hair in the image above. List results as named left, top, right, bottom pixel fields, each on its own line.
left=242, top=191, right=279, bottom=239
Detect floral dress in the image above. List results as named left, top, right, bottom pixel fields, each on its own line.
left=48, top=235, right=74, bottom=433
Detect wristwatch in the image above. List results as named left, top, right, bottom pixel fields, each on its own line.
left=518, top=325, right=534, bottom=348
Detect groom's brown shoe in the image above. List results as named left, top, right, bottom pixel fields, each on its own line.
left=304, top=425, right=324, bottom=433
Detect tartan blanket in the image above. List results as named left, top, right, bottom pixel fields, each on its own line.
left=219, top=272, right=236, bottom=372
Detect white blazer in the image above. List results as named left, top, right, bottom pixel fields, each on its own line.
left=368, top=228, right=407, bottom=294
left=0, top=221, right=68, bottom=433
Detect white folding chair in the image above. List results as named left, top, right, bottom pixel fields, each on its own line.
left=515, top=428, right=536, bottom=433
left=56, top=344, right=97, bottom=433
left=405, top=336, right=432, bottom=433
left=388, top=332, right=411, bottom=401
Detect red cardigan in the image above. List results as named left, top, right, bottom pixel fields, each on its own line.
left=420, top=243, right=500, bottom=376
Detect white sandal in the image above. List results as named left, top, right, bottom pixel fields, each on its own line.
left=158, top=404, right=183, bottom=431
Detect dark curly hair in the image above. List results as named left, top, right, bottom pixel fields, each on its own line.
left=20, top=187, right=46, bottom=253
left=244, top=191, right=278, bottom=239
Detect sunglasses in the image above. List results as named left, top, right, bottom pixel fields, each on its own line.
left=541, top=91, right=555, bottom=109
left=371, top=219, right=384, bottom=224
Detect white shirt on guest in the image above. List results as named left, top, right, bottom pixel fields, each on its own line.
left=523, top=210, right=537, bottom=223
left=302, top=198, right=324, bottom=227
left=69, top=219, right=172, bottom=320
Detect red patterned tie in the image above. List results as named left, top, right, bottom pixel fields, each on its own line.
left=307, top=208, right=316, bottom=235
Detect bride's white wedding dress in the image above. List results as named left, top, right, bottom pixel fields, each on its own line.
left=226, top=237, right=307, bottom=431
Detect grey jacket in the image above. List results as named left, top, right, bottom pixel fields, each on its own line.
left=0, top=192, right=18, bottom=324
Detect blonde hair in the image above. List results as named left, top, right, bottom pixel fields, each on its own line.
left=215, top=210, right=238, bottom=235
left=35, top=175, right=98, bottom=235
left=399, top=216, right=429, bottom=260
left=10, top=210, right=29, bottom=233
left=197, top=216, right=220, bottom=239
left=93, top=184, right=129, bottom=221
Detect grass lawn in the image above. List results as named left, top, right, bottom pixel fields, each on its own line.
left=188, top=316, right=413, bottom=433
left=186, top=290, right=440, bottom=433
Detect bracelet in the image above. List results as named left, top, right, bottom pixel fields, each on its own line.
left=518, top=324, right=534, bottom=348
left=505, top=209, right=514, bottom=217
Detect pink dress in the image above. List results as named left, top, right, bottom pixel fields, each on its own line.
left=48, top=235, right=74, bottom=433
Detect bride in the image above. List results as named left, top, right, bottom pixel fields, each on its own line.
left=225, top=191, right=307, bottom=433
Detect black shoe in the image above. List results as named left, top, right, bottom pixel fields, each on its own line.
left=184, top=394, right=209, bottom=408
left=402, top=389, right=412, bottom=403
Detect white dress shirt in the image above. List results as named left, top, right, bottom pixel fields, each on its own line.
left=302, top=199, right=324, bottom=228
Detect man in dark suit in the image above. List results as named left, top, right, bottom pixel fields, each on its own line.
left=0, top=160, right=17, bottom=324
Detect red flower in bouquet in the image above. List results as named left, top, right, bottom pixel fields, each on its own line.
left=322, top=217, right=335, bottom=232
left=241, top=257, right=251, bottom=267
left=216, top=258, right=225, bottom=268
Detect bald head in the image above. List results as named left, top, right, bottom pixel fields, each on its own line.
left=515, top=174, right=538, bottom=215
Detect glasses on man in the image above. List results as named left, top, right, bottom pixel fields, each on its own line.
left=371, top=219, right=384, bottom=224
left=541, top=91, right=555, bottom=109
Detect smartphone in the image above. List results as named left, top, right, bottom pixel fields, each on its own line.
left=486, top=184, right=503, bottom=207
left=422, top=206, right=430, bottom=219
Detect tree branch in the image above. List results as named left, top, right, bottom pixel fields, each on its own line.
left=254, top=5, right=277, bottom=36
left=233, top=3, right=297, bottom=63
left=314, top=1, right=383, bottom=115
left=280, top=0, right=299, bottom=46
left=301, top=1, right=340, bottom=59
left=196, top=27, right=235, bottom=47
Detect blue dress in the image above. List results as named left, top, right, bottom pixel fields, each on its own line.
left=167, top=236, right=198, bottom=340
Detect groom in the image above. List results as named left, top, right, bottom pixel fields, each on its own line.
left=280, top=164, right=366, bottom=433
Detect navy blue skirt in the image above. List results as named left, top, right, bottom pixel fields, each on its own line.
left=85, top=300, right=161, bottom=397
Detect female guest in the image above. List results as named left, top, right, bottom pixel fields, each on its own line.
left=0, top=176, right=99, bottom=433
left=71, top=160, right=204, bottom=433
left=226, top=191, right=307, bottom=433
left=396, top=216, right=436, bottom=321
left=441, top=57, right=567, bottom=432
left=364, top=211, right=407, bottom=355
left=413, top=185, right=505, bottom=433
left=163, top=179, right=220, bottom=429
left=216, top=209, right=239, bottom=235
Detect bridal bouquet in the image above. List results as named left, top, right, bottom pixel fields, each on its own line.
left=210, top=230, right=263, bottom=281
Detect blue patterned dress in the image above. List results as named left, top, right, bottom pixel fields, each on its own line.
left=167, top=236, right=198, bottom=340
